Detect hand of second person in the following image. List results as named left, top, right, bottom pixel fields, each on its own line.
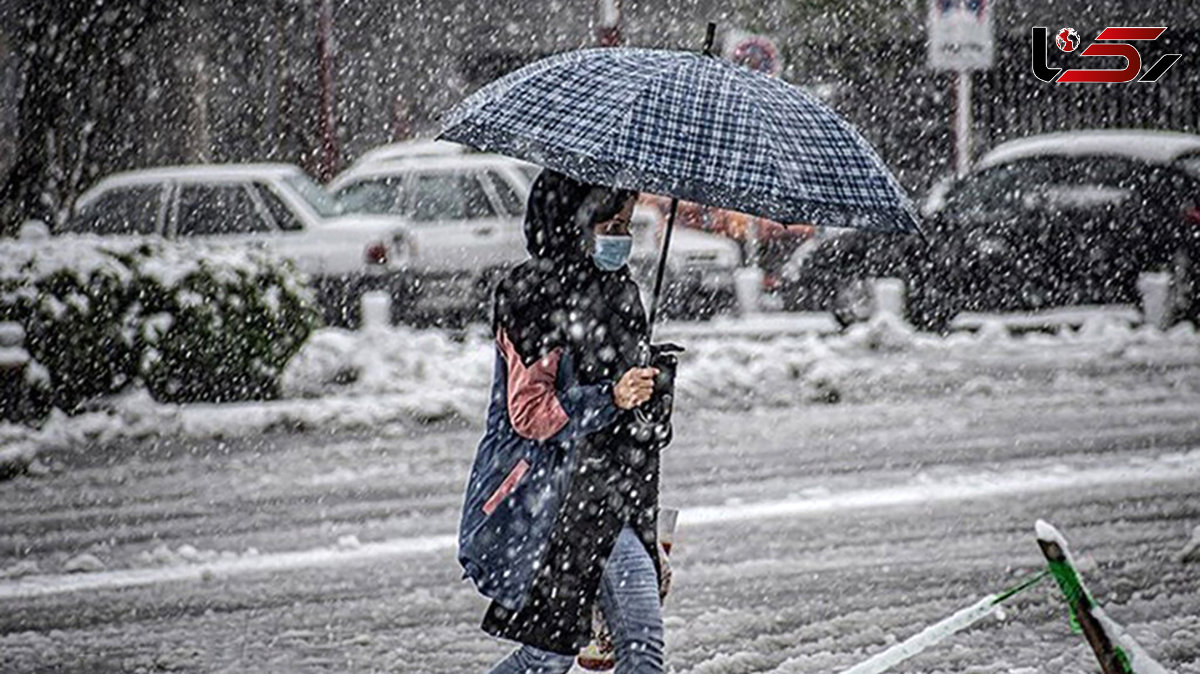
left=613, top=367, right=659, bottom=410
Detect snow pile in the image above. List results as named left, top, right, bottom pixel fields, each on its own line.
left=0, top=560, right=40, bottom=580
left=0, top=236, right=136, bottom=289
left=12, top=386, right=481, bottom=456
left=1176, top=526, right=1200, bottom=564
left=62, top=554, right=105, bottom=574
left=4, top=312, right=1198, bottom=465
left=245, top=312, right=1200, bottom=419
left=280, top=324, right=492, bottom=402
left=1, top=235, right=318, bottom=418
left=841, top=313, right=916, bottom=352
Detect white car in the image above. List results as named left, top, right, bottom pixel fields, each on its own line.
left=332, top=148, right=740, bottom=321
left=65, top=164, right=415, bottom=326
left=331, top=153, right=537, bottom=275
left=331, top=152, right=539, bottom=323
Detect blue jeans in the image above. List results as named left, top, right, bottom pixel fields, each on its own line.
left=487, top=524, right=664, bottom=673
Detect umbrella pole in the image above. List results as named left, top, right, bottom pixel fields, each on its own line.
left=642, top=23, right=708, bottom=353
left=645, top=197, right=679, bottom=343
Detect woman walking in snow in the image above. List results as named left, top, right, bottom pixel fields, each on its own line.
left=458, top=169, right=674, bottom=673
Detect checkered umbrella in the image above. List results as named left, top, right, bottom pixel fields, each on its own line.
left=439, top=47, right=920, bottom=234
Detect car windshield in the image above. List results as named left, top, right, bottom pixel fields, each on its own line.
left=947, top=156, right=1149, bottom=219
left=284, top=174, right=343, bottom=219
left=517, top=164, right=541, bottom=186
left=336, top=177, right=406, bottom=215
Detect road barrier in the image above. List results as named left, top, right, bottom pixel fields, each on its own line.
left=834, top=521, right=1169, bottom=674
left=1137, top=272, right=1172, bottom=331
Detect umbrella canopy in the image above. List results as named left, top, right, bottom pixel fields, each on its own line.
left=439, top=47, right=920, bottom=234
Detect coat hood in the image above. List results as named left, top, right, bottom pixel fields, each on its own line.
left=523, top=170, right=635, bottom=263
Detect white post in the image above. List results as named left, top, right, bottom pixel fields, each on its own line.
left=360, top=291, right=391, bottom=330
left=733, top=267, right=763, bottom=316
left=955, top=70, right=972, bottom=177
left=1137, top=272, right=1172, bottom=330
left=871, top=278, right=907, bottom=321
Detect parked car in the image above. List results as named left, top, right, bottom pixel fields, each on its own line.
left=779, top=130, right=1200, bottom=331
left=331, top=150, right=739, bottom=323
left=330, top=153, right=535, bottom=324
left=628, top=206, right=741, bottom=320
left=639, top=194, right=817, bottom=292
left=64, top=164, right=415, bottom=327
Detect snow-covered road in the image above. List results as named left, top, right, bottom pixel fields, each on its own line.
left=2, top=325, right=1199, bottom=673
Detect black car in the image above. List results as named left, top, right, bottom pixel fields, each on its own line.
left=779, top=131, right=1200, bottom=331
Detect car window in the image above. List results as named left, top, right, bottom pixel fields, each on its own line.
left=1048, top=156, right=1144, bottom=187
left=1028, top=157, right=1186, bottom=211
left=66, top=186, right=162, bottom=235
left=485, top=170, right=526, bottom=215
left=1136, top=164, right=1200, bottom=211
left=255, top=184, right=305, bottom=231
left=176, top=184, right=271, bottom=236
left=943, top=159, right=1058, bottom=219
left=283, top=174, right=343, bottom=219
left=1031, top=157, right=1143, bottom=210
left=518, top=165, right=541, bottom=185
left=336, top=177, right=407, bottom=215
left=410, top=172, right=497, bottom=221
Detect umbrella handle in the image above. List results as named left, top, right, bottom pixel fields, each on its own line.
left=645, top=197, right=679, bottom=344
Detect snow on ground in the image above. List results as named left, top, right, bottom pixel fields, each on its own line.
left=2, top=312, right=1199, bottom=672
left=5, top=311, right=1198, bottom=476
left=3, top=444, right=1197, bottom=602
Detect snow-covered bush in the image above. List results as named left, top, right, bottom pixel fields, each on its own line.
left=0, top=237, right=319, bottom=413
left=0, top=240, right=141, bottom=413
left=132, top=243, right=319, bottom=403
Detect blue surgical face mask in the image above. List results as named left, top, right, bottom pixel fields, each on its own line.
left=592, top=234, right=633, bottom=271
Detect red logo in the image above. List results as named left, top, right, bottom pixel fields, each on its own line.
left=1031, top=26, right=1182, bottom=83
left=1056, top=28, right=1079, bottom=52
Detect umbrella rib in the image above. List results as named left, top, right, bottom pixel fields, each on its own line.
left=592, top=49, right=679, bottom=176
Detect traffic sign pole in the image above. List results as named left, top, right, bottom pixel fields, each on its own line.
left=955, top=70, right=972, bottom=177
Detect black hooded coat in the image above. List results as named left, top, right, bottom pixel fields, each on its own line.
left=479, top=170, right=667, bottom=655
